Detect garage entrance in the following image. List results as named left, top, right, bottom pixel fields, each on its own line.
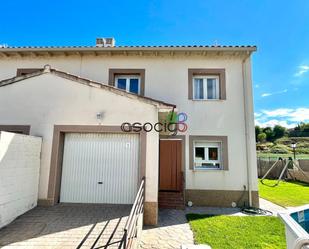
left=60, top=133, right=139, bottom=204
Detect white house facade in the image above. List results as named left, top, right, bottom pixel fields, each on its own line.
left=0, top=40, right=258, bottom=225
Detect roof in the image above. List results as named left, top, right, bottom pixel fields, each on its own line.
left=1, top=45, right=256, bottom=50
left=0, top=45, right=256, bottom=57
left=0, top=65, right=176, bottom=109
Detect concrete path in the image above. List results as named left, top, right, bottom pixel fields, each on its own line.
left=259, top=198, right=286, bottom=216
left=0, top=203, right=131, bottom=249
left=140, top=209, right=194, bottom=249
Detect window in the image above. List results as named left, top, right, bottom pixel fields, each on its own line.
left=193, top=76, right=219, bottom=100
left=108, top=69, right=145, bottom=96
left=188, top=69, right=226, bottom=100
left=115, top=75, right=141, bottom=94
left=189, top=135, right=228, bottom=170
left=193, top=141, right=221, bottom=169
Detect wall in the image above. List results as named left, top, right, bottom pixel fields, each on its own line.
left=0, top=53, right=257, bottom=195
left=0, top=74, right=159, bottom=204
left=0, top=132, right=42, bottom=229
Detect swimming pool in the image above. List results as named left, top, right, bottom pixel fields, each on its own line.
left=279, top=204, right=309, bottom=249
left=291, top=209, right=309, bottom=233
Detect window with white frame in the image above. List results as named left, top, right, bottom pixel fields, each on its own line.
left=115, top=75, right=140, bottom=94
left=193, top=76, right=220, bottom=100
left=193, top=141, right=222, bottom=169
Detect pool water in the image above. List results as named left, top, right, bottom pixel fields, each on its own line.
left=291, top=209, right=309, bottom=233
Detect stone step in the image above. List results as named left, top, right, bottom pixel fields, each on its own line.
left=159, top=203, right=185, bottom=209
left=158, top=191, right=185, bottom=209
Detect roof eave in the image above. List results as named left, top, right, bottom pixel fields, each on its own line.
left=0, top=46, right=257, bottom=53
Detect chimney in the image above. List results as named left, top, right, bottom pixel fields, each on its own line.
left=96, top=37, right=115, bottom=47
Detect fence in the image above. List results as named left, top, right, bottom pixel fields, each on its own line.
left=119, top=177, right=145, bottom=249
left=257, top=157, right=309, bottom=183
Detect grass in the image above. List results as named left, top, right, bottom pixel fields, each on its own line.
left=257, top=152, right=309, bottom=159
left=259, top=179, right=309, bottom=207
left=187, top=214, right=286, bottom=249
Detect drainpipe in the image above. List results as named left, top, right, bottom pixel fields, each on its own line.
left=242, top=52, right=253, bottom=207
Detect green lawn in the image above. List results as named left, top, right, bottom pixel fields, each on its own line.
left=187, top=214, right=285, bottom=249
left=259, top=179, right=309, bottom=207
left=257, top=152, right=309, bottom=159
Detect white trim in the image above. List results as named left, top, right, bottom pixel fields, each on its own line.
left=193, top=140, right=222, bottom=170
left=115, top=75, right=141, bottom=94
left=192, top=75, right=220, bottom=100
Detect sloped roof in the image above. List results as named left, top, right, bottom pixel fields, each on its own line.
left=0, top=65, right=176, bottom=109
left=0, top=45, right=256, bottom=57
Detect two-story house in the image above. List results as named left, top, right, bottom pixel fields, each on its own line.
left=0, top=38, right=258, bottom=225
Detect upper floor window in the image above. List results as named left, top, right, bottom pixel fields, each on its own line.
left=193, top=76, right=219, bottom=100
left=188, top=69, right=226, bottom=100
left=115, top=75, right=140, bottom=94
left=108, top=69, right=145, bottom=96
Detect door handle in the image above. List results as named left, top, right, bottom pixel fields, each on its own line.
left=98, top=181, right=103, bottom=184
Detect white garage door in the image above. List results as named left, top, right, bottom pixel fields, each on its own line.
left=60, top=133, right=139, bottom=204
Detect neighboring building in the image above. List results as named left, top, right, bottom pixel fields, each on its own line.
left=0, top=39, right=258, bottom=225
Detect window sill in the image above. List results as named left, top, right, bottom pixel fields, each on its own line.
left=191, top=99, right=224, bottom=101
left=191, top=168, right=228, bottom=172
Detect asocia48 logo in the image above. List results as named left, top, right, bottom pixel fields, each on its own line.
left=120, top=111, right=188, bottom=135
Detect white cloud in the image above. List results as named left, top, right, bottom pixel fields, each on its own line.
left=261, top=108, right=293, bottom=117
left=254, top=84, right=260, bottom=88
left=255, top=119, right=298, bottom=129
left=261, top=89, right=287, bottom=98
left=294, top=65, right=309, bottom=77
left=286, top=108, right=309, bottom=122
left=255, top=107, right=309, bottom=128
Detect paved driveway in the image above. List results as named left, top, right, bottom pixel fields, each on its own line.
left=0, top=204, right=131, bottom=249
left=140, top=209, right=194, bottom=249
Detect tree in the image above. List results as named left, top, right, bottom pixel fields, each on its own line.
left=301, top=123, right=309, bottom=132
left=263, top=127, right=274, bottom=141
left=257, top=132, right=267, bottom=143
left=273, top=125, right=286, bottom=139
left=288, top=122, right=309, bottom=137
left=255, top=126, right=261, bottom=142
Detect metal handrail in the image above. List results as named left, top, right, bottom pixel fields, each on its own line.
left=119, top=177, right=145, bottom=249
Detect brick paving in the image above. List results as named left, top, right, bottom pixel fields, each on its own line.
left=140, top=209, right=194, bottom=249
left=0, top=203, right=131, bottom=249
left=0, top=199, right=283, bottom=249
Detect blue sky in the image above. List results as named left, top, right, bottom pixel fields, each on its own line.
left=0, top=0, right=308, bottom=128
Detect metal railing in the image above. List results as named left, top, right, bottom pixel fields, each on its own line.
left=119, top=177, right=145, bottom=249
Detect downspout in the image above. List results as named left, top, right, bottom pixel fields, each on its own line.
left=242, top=52, right=252, bottom=207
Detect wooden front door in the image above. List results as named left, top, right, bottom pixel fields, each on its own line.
left=159, top=139, right=182, bottom=191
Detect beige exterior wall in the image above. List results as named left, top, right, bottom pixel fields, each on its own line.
left=0, top=54, right=258, bottom=197
left=0, top=73, right=159, bottom=202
